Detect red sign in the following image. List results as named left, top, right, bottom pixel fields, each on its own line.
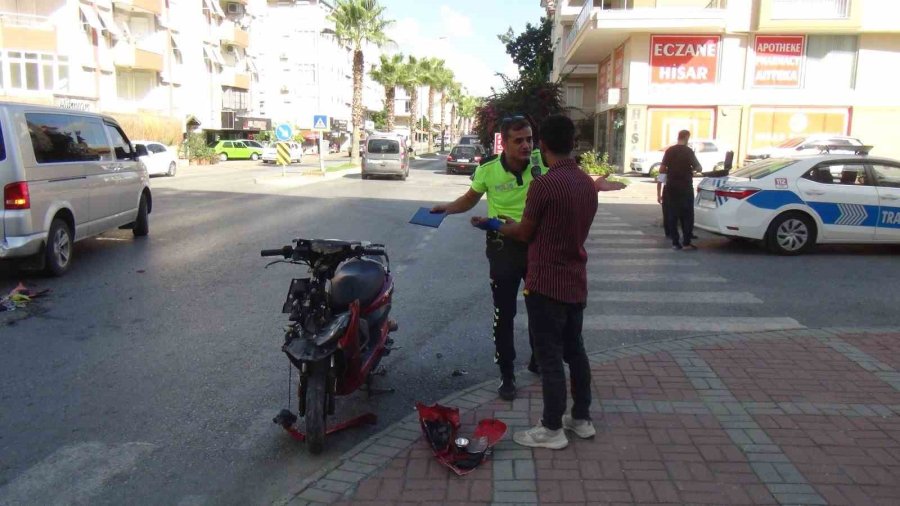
left=613, top=45, right=625, bottom=88
left=597, top=56, right=610, bottom=104
left=754, top=35, right=804, bottom=87
left=650, top=35, right=720, bottom=84
left=493, top=132, right=503, bottom=155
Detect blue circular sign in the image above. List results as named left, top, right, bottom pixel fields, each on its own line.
left=275, top=123, right=293, bottom=141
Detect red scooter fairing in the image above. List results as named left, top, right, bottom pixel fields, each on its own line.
left=416, top=403, right=507, bottom=476
left=335, top=276, right=393, bottom=395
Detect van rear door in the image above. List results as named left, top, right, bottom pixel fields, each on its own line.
left=366, top=138, right=402, bottom=171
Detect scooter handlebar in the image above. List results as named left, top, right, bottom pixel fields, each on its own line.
left=260, top=246, right=293, bottom=258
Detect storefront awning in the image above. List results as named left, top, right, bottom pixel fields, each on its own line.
left=79, top=4, right=103, bottom=32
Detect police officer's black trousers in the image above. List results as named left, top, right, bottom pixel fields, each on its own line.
left=486, top=232, right=534, bottom=378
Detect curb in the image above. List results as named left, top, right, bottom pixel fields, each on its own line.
left=277, top=326, right=900, bottom=505
left=254, top=168, right=359, bottom=187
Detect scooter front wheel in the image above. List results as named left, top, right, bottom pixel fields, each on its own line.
left=305, top=361, right=328, bottom=454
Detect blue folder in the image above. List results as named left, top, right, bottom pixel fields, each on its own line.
left=410, top=207, right=447, bottom=228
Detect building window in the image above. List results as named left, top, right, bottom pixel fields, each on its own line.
left=117, top=70, right=157, bottom=101
left=566, top=84, right=584, bottom=109
left=296, top=64, right=315, bottom=85
left=222, top=86, right=248, bottom=111
left=770, top=0, right=850, bottom=20
left=805, top=35, right=857, bottom=89
left=3, top=52, right=69, bottom=92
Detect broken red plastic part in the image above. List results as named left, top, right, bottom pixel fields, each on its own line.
left=415, top=402, right=507, bottom=476
left=282, top=412, right=378, bottom=443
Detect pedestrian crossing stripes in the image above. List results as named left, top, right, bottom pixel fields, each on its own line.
left=585, top=238, right=659, bottom=245
left=588, top=229, right=645, bottom=236
left=591, top=272, right=728, bottom=282
left=587, top=291, right=763, bottom=304
left=589, top=247, right=677, bottom=254
left=582, top=315, right=804, bottom=332
left=589, top=222, right=630, bottom=227
left=588, top=258, right=699, bottom=267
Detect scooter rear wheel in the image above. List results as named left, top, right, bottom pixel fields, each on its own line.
left=305, top=361, right=328, bottom=454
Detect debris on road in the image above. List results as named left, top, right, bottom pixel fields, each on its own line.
left=1, top=283, right=50, bottom=312
left=451, top=369, right=467, bottom=377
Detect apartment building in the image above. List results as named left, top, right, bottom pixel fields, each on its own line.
left=0, top=0, right=265, bottom=144
left=544, top=0, right=900, bottom=170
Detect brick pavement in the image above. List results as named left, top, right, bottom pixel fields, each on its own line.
left=282, top=328, right=900, bottom=505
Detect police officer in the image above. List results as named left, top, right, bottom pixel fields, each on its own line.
left=431, top=116, right=547, bottom=400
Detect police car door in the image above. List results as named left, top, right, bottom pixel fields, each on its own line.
left=870, top=162, right=900, bottom=242
left=795, top=162, right=878, bottom=242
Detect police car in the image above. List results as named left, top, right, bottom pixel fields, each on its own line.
left=694, top=147, right=900, bottom=255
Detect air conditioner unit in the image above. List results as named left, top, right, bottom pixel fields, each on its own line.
left=226, top=3, right=243, bottom=15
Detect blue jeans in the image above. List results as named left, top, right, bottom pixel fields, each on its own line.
left=525, top=292, right=592, bottom=430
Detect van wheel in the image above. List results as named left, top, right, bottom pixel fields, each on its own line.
left=45, top=219, right=73, bottom=276
left=133, top=194, right=149, bottom=237
left=766, top=212, right=815, bottom=255
left=167, top=162, right=176, bottom=177
left=251, top=153, right=259, bottom=161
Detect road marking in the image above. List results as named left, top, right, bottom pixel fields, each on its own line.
left=585, top=238, right=659, bottom=245
left=0, top=442, right=154, bottom=505
left=591, top=273, right=727, bottom=283
left=588, top=258, right=699, bottom=267
left=588, top=229, right=645, bottom=236
left=589, top=247, right=677, bottom=254
left=581, top=315, right=804, bottom=332
left=590, top=222, right=630, bottom=228
left=587, top=291, right=763, bottom=304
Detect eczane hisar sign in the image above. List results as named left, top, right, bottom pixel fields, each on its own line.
left=650, top=35, right=720, bottom=84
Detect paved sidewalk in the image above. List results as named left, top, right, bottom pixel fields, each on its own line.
left=281, top=328, right=900, bottom=505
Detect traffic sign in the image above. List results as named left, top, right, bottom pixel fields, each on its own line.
left=313, top=115, right=329, bottom=131
left=275, top=123, right=293, bottom=141
left=276, top=142, right=290, bottom=166
left=493, top=132, right=503, bottom=155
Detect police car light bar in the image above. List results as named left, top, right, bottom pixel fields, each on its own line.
left=813, top=144, right=873, bottom=155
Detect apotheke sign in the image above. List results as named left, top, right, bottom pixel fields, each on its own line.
left=650, top=35, right=720, bottom=84
left=754, top=35, right=805, bottom=88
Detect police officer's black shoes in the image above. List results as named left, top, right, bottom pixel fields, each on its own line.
left=528, top=357, right=541, bottom=375
left=498, top=375, right=517, bottom=401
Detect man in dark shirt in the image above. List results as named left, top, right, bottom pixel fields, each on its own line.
left=472, top=115, right=624, bottom=449
left=660, top=129, right=702, bottom=250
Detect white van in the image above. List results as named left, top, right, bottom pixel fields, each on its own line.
left=0, top=102, right=152, bottom=275
left=362, top=133, right=411, bottom=180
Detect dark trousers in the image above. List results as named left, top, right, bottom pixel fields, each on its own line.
left=665, top=188, right=695, bottom=246
left=486, top=233, right=533, bottom=377
left=661, top=198, right=673, bottom=237
left=525, top=292, right=592, bottom=431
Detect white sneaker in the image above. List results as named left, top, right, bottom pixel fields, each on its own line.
left=562, top=415, right=596, bottom=439
left=513, top=424, right=569, bottom=449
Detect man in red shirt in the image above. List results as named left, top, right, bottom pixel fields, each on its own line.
left=473, top=115, right=624, bottom=449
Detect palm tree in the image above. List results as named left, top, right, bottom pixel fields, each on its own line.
left=419, top=57, right=445, bottom=153
left=458, top=95, right=480, bottom=135
left=436, top=68, right=455, bottom=150
left=398, top=55, right=423, bottom=146
left=328, top=0, right=393, bottom=163
left=369, top=53, right=405, bottom=132
left=447, top=83, right=462, bottom=145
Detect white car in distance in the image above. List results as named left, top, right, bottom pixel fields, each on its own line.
left=133, top=140, right=177, bottom=177
left=631, top=139, right=730, bottom=175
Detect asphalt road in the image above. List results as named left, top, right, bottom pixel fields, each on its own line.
left=1, top=156, right=899, bottom=505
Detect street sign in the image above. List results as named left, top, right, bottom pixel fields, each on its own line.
left=493, top=132, right=503, bottom=155
left=275, top=123, right=293, bottom=141
left=333, top=119, right=348, bottom=131
left=276, top=142, right=290, bottom=166
left=313, top=115, right=329, bottom=131
left=363, top=120, right=375, bottom=131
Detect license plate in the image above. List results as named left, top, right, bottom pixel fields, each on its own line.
left=457, top=159, right=469, bottom=163
left=698, top=190, right=717, bottom=208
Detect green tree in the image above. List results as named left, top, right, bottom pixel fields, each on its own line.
left=419, top=57, right=446, bottom=153
left=397, top=55, right=424, bottom=141
left=370, top=109, right=388, bottom=131
left=369, top=53, right=405, bottom=132
left=447, top=83, right=462, bottom=144
left=458, top=95, right=480, bottom=135
left=474, top=74, right=565, bottom=149
left=328, top=0, right=394, bottom=163
left=435, top=68, right=455, bottom=150
left=498, top=17, right=553, bottom=81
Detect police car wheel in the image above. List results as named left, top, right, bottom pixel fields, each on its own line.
left=766, top=212, right=816, bottom=255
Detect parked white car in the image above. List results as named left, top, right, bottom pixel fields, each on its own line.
left=744, top=134, right=864, bottom=163
left=694, top=151, right=900, bottom=255
left=133, top=140, right=177, bottom=177
left=631, top=139, right=730, bottom=174
left=262, top=141, right=303, bottom=164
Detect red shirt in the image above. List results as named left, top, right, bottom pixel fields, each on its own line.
left=522, top=158, right=598, bottom=304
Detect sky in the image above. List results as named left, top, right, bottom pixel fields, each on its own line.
left=378, top=0, right=547, bottom=98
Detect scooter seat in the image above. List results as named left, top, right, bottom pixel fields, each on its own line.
left=329, top=258, right=386, bottom=310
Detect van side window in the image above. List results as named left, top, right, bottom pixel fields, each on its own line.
left=26, top=113, right=110, bottom=163
left=104, top=122, right=134, bottom=161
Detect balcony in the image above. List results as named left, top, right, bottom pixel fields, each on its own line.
left=757, top=0, right=862, bottom=32
left=563, top=0, right=728, bottom=65
left=0, top=12, right=57, bottom=52
left=556, top=0, right=589, bottom=21
left=553, top=53, right=598, bottom=81
left=221, top=68, right=250, bottom=90
left=219, top=21, right=249, bottom=48
left=112, top=0, right=163, bottom=16
left=113, top=33, right=165, bottom=72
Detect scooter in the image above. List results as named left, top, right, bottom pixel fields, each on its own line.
left=262, top=238, right=397, bottom=454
